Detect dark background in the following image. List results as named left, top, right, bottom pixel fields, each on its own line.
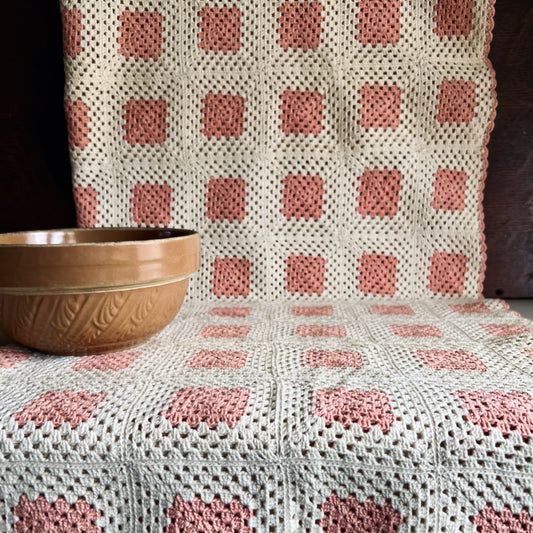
left=0, top=1, right=531, bottom=297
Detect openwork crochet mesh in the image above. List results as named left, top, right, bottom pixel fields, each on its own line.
left=61, top=0, right=496, bottom=300
left=3, top=1, right=532, bottom=532
left=1, top=299, right=533, bottom=531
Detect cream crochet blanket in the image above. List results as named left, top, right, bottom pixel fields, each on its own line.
left=2, top=1, right=533, bottom=531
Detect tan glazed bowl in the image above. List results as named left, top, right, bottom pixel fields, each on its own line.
left=0, top=228, right=200, bottom=355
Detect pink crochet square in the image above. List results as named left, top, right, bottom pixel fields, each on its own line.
left=356, top=168, right=403, bottom=218
left=281, top=173, right=325, bottom=221
left=165, top=495, right=252, bottom=533
left=371, top=305, right=414, bottom=316
left=200, top=325, right=251, bottom=338
left=431, top=168, right=468, bottom=212
left=123, top=98, right=168, bottom=146
left=428, top=251, right=468, bottom=296
left=61, top=8, right=83, bottom=59
left=472, top=505, right=533, bottom=533
left=285, top=254, right=326, bottom=296
left=391, top=325, right=443, bottom=338
left=277, top=1, right=323, bottom=52
left=65, top=98, right=90, bottom=149
left=130, top=183, right=172, bottom=227
left=198, top=6, right=242, bottom=54
left=280, top=89, right=324, bottom=136
left=14, top=495, right=102, bottom=533
left=0, top=345, right=31, bottom=369
left=479, top=324, right=532, bottom=337
left=294, top=325, right=346, bottom=338
left=161, top=387, right=250, bottom=429
left=455, top=390, right=533, bottom=439
left=436, top=79, right=477, bottom=125
left=70, top=351, right=141, bottom=371
left=358, top=84, right=402, bottom=130
left=201, top=93, right=246, bottom=140
left=73, top=185, right=98, bottom=228
left=12, top=390, right=107, bottom=429
left=525, top=348, right=533, bottom=358
left=206, top=177, right=247, bottom=222
left=118, top=10, right=164, bottom=60
left=357, top=252, right=399, bottom=297
left=449, top=302, right=490, bottom=314
left=313, top=388, right=396, bottom=432
left=415, top=349, right=486, bottom=371
left=305, top=350, right=363, bottom=369
left=208, top=307, right=252, bottom=317
left=356, top=0, right=401, bottom=46
left=211, top=257, right=251, bottom=298
left=188, top=350, right=248, bottom=369
left=434, top=0, right=475, bottom=38
left=320, top=493, right=404, bottom=533
left=291, top=305, right=333, bottom=317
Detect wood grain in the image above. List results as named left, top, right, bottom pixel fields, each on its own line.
left=0, top=3, right=76, bottom=232
left=484, top=0, right=533, bottom=297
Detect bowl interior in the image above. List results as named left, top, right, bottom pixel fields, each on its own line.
left=0, top=228, right=196, bottom=246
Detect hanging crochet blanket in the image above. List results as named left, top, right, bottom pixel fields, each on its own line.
left=61, top=0, right=495, bottom=301
left=3, top=0, right=533, bottom=531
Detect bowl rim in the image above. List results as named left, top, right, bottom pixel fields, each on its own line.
left=0, top=227, right=199, bottom=248
left=0, top=228, right=201, bottom=291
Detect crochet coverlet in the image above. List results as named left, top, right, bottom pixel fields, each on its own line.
left=1, top=300, right=533, bottom=531
left=3, top=0, right=533, bottom=531
left=61, top=0, right=495, bottom=300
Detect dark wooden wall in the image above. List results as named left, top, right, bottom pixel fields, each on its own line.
left=484, top=0, right=533, bottom=298
left=0, top=3, right=77, bottom=232
left=0, top=2, right=531, bottom=297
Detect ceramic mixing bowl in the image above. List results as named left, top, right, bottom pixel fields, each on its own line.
left=0, top=228, right=200, bottom=355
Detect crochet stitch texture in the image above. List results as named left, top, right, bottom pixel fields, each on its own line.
left=59, top=0, right=496, bottom=301
left=2, top=1, right=532, bottom=531
left=2, top=299, right=532, bottom=531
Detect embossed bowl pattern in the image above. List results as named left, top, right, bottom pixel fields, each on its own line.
left=0, top=228, right=200, bottom=355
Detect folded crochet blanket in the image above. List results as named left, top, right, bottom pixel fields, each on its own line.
left=1, top=299, right=532, bottom=530
left=3, top=0, right=532, bottom=531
